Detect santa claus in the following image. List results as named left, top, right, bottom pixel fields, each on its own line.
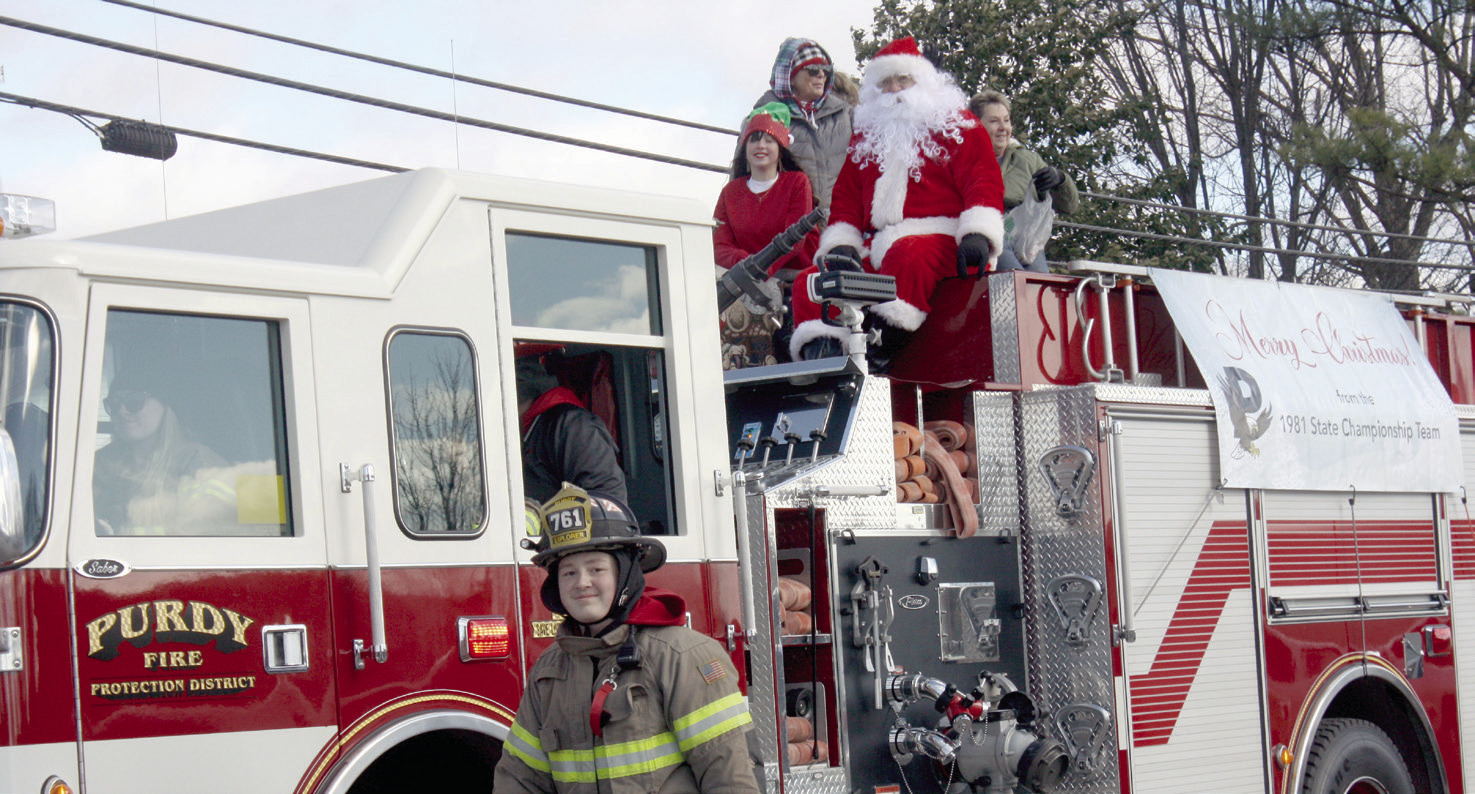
left=789, top=37, right=1005, bottom=369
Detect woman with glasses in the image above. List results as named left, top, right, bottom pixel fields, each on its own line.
left=93, top=368, right=233, bottom=535
left=752, top=37, right=853, bottom=211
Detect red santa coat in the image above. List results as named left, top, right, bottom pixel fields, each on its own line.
left=791, top=117, right=1004, bottom=353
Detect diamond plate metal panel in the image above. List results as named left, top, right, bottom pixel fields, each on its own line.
left=970, top=391, right=1021, bottom=532
left=743, top=490, right=783, bottom=772
left=1019, top=385, right=1120, bottom=793
left=765, top=373, right=897, bottom=529
left=778, top=767, right=850, bottom=794
left=738, top=373, right=897, bottom=793
left=990, top=272, right=1021, bottom=384
left=1087, top=382, right=1211, bottom=407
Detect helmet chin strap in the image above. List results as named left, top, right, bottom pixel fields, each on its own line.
left=542, top=546, right=647, bottom=633
left=593, top=548, right=646, bottom=633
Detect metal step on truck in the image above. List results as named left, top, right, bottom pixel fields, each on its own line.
left=1, top=168, right=1473, bottom=794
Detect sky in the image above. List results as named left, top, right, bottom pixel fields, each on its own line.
left=0, top=0, right=878, bottom=239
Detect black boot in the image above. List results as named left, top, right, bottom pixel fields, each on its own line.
left=865, top=321, right=913, bottom=374
left=799, top=337, right=844, bottom=361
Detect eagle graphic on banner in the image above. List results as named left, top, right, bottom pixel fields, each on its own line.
left=1217, top=366, right=1273, bottom=456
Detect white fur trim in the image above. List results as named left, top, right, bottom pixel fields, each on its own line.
left=869, top=298, right=929, bottom=331
left=790, top=318, right=846, bottom=360
left=957, top=206, right=1004, bottom=270
left=957, top=205, right=1004, bottom=248
left=870, top=147, right=912, bottom=229
left=864, top=54, right=934, bottom=88
left=816, top=222, right=864, bottom=262
left=871, top=216, right=958, bottom=267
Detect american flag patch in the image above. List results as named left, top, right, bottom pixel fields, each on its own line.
left=699, top=659, right=727, bottom=684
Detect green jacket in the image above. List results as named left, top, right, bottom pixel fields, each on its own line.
left=998, top=140, right=1080, bottom=215
left=495, top=622, right=758, bottom=794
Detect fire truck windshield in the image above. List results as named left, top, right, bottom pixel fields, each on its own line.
left=0, top=302, right=54, bottom=567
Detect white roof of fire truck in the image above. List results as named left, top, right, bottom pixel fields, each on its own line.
left=0, top=168, right=712, bottom=295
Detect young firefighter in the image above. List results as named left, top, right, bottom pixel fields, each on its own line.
left=494, top=485, right=759, bottom=793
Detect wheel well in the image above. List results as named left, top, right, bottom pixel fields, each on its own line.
left=344, top=728, right=503, bottom=794
left=1322, top=677, right=1443, bottom=794
left=317, top=710, right=510, bottom=794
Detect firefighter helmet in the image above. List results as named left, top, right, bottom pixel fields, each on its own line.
left=530, top=483, right=666, bottom=573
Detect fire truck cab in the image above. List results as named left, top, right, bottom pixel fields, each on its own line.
left=2, top=168, right=1474, bottom=794
left=0, top=169, right=737, bottom=793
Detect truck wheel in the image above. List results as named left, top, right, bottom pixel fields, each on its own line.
left=1301, top=718, right=1414, bottom=794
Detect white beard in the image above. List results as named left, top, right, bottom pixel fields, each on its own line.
left=851, top=71, right=972, bottom=182
left=850, top=68, right=972, bottom=229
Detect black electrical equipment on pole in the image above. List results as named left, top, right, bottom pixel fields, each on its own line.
left=98, top=119, right=178, bottom=161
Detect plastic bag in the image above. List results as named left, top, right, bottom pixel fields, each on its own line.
left=1003, top=188, right=1056, bottom=266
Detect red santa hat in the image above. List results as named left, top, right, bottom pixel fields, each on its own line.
left=864, top=37, right=936, bottom=87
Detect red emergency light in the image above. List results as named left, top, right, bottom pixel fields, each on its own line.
left=458, top=616, right=511, bottom=661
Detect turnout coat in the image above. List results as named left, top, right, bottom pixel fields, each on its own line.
left=495, top=593, right=758, bottom=794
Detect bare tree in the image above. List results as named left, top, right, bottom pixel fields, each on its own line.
left=1277, top=0, right=1474, bottom=290
left=1094, top=0, right=1473, bottom=289
left=392, top=346, right=485, bottom=534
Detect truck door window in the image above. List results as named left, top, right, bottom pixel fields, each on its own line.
left=0, top=302, right=54, bottom=566
left=386, top=330, right=487, bottom=536
left=93, top=310, right=292, bottom=537
left=514, top=341, right=676, bottom=537
left=505, top=231, right=675, bottom=535
left=504, top=232, right=662, bottom=335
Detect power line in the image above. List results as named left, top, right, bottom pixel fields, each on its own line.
left=1057, top=219, right=1472, bottom=273
left=0, top=90, right=407, bottom=172
left=5, top=14, right=1467, bottom=272
left=82, top=1, right=1475, bottom=256
left=1081, top=190, right=1472, bottom=248
left=5, top=88, right=1465, bottom=277
left=97, top=0, right=742, bottom=138
left=0, top=15, right=730, bottom=175
left=96, top=4, right=1469, bottom=253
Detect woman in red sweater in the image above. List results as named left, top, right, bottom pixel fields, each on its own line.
left=713, top=104, right=815, bottom=368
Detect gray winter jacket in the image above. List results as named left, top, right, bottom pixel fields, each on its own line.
left=753, top=90, right=852, bottom=211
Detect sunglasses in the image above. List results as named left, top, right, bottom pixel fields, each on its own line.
left=105, top=390, right=151, bottom=415
left=801, top=66, right=831, bottom=78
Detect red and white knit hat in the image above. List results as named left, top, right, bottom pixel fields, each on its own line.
left=742, top=103, right=794, bottom=149
left=864, top=36, right=935, bottom=86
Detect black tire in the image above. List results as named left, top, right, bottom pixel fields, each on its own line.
left=1301, top=718, right=1415, bottom=794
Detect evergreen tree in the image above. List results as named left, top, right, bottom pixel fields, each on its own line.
left=854, top=0, right=1235, bottom=272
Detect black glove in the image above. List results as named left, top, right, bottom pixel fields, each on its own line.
left=1032, top=166, right=1066, bottom=197
left=820, top=245, right=863, bottom=272
left=955, top=234, right=992, bottom=279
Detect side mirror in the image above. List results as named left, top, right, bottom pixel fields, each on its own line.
left=0, top=427, right=26, bottom=564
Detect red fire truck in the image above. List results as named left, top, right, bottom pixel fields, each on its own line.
left=0, top=169, right=1470, bottom=794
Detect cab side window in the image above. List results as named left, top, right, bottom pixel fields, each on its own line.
left=93, top=310, right=292, bottom=537
left=386, top=330, right=487, bottom=536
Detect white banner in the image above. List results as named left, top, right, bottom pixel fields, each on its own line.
left=1150, top=268, right=1459, bottom=493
